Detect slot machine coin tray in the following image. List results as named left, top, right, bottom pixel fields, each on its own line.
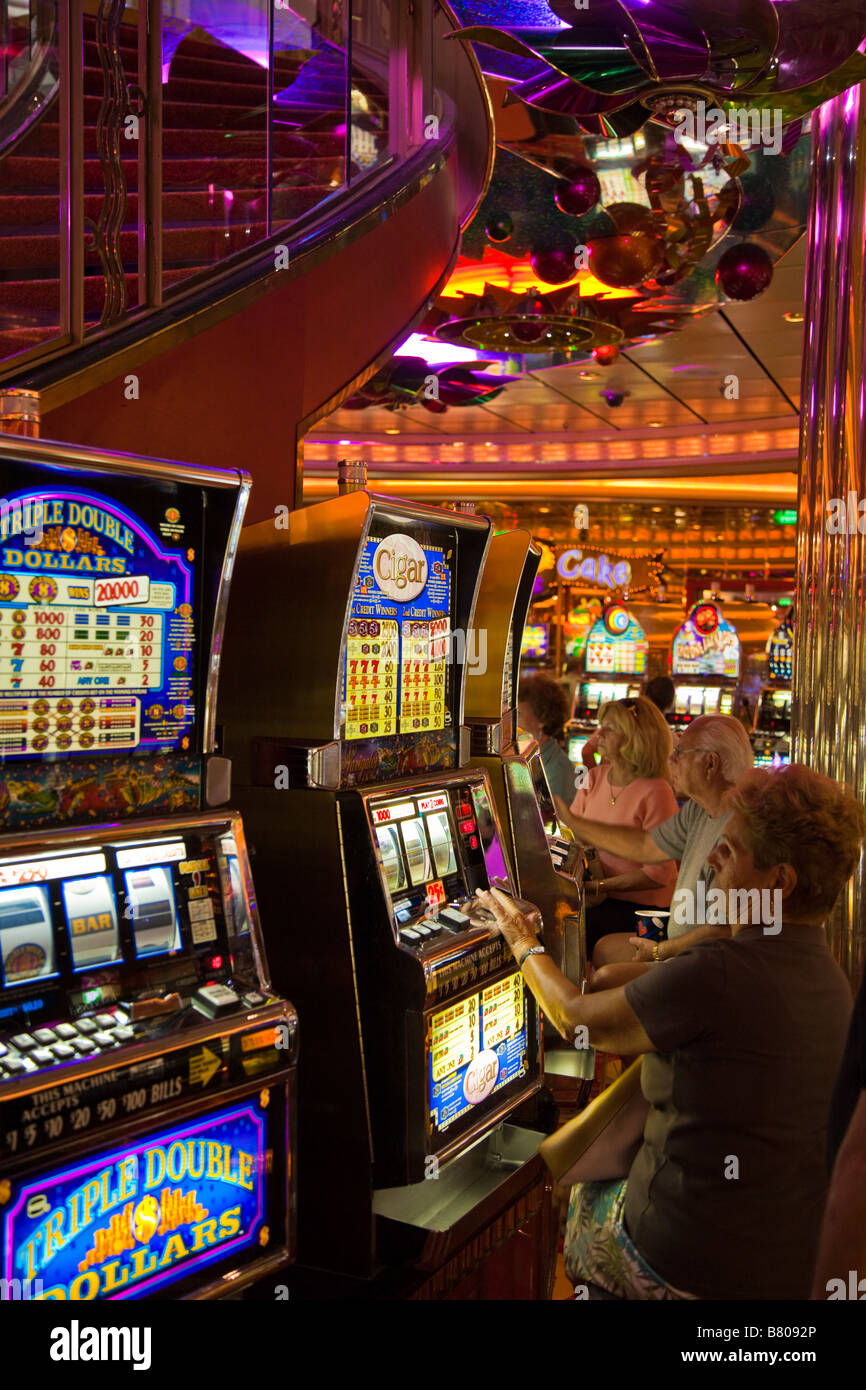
left=372, top=1122, right=543, bottom=1250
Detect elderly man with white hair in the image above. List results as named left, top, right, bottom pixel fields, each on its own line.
left=554, top=714, right=754, bottom=972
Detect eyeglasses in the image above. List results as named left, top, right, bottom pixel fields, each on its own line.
left=670, top=745, right=712, bottom=762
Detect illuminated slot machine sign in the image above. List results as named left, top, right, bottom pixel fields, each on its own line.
left=585, top=605, right=648, bottom=676
left=0, top=488, right=197, bottom=762
left=428, top=972, right=530, bottom=1139
left=343, top=530, right=452, bottom=743
left=3, top=1095, right=273, bottom=1301
left=520, top=624, right=548, bottom=662
left=766, top=623, right=793, bottom=682
left=671, top=603, right=741, bottom=680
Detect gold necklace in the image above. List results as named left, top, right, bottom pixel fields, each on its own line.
left=609, top=772, right=630, bottom=805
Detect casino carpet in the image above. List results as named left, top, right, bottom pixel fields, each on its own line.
left=0, top=15, right=385, bottom=362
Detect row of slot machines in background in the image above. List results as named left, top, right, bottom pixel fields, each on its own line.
left=539, top=602, right=792, bottom=769
left=1, top=440, right=580, bottom=1301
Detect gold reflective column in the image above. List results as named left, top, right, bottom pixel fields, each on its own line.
left=795, top=84, right=866, bottom=983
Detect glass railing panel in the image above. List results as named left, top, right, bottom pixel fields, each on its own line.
left=348, top=0, right=390, bottom=183
left=0, top=0, right=62, bottom=366
left=270, top=1, right=349, bottom=234
left=160, top=0, right=270, bottom=295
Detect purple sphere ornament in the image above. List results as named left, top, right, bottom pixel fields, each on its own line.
left=715, top=243, right=774, bottom=301
left=530, top=246, right=576, bottom=285
left=486, top=213, right=514, bottom=243
left=554, top=167, right=601, bottom=217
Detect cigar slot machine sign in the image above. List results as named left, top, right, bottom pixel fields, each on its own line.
left=0, top=438, right=297, bottom=1300
left=669, top=601, right=741, bottom=728
left=219, top=494, right=543, bottom=1283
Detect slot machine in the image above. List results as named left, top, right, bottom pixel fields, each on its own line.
left=0, top=438, right=297, bottom=1301
left=463, top=531, right=585, bottom=987
left=219, top=494, right=548, bottom=1290
left=752, top=617, right=793, bottom=767
left=566, top=604, right=646, bottom=761
left=668, top=601, right=741, bottom=729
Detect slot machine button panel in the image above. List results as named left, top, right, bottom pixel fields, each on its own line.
left=75, top=1017, right=98, bottom=1035
left=33, top=1028, right=56, bottom=1045
left=50, top=1042, right=76, bottom=1060
left=54, top=1023, right=77, bottom=1040
left=92, top=1031, right=117, bottom=1048
left=70, top=1037, right=97, bottom=1055
left=2, top=1057, right=28, bottom=1075
left=0, top=1042, right=7, bottom=1057
left=242, top=992, right=266, bottom=1007
left=112, top=1026, right=135, bottom=1043
left=10, top=1033, right=36, bottom=1051
left=94, top=1013, right=117, bottom=1028
left=31, top=1048, right=54, bottom=1066
left=399, top=929, right=421, bottom=945
left=439, top=907, right=470, bottom=928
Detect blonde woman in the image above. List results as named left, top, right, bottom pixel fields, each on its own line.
left=571, top=697, right=678, bottom=955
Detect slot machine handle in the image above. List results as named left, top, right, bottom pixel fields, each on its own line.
left=129, top=993, right=183, bottom=1020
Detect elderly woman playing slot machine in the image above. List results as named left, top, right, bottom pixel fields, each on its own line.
left=472, top=764, right=864, bottom=1301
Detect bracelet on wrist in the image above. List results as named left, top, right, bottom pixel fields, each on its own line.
left=517, top=943, right=545, bottom=969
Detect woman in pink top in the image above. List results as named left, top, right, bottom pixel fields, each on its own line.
left=571, top=696, right=678, bottom=959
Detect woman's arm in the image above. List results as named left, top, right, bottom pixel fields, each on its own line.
left=473, top=887, right=656, bottom=1053
left=553, top=796, right=671, bottom=865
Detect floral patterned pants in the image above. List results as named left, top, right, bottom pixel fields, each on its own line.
left=564, top=1178, right=697, bottom=1300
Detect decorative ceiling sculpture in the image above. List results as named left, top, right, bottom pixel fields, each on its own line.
left=353, top=0, right=846, bottom=414
left=446, top=0, right=866, bottom=135
left=343, top=356, right=519, bottom=413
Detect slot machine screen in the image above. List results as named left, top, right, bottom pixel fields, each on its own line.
left=370, top=790, right=465, bottom=926
left=342, top=526, right=454, bottom=742
left=675, top=688, right=690, bottom=713
left=703, top=687, right=720, bottom=712
left=428, top=972, right=532, bottom=1139
left=719, top=690, right=734, bottom=714
left=567, top=735, right=589, bottom=764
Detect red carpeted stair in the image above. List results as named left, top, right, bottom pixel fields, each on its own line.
left=0, top=16, right=383, bottom=364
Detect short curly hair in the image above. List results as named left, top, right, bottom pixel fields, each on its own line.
left=518, top=672, right=570, bottom=739
left=725, top=764, right=866, bottom=919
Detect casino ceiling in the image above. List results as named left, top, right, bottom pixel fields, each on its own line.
left=305, top=224, right=805, bottom=509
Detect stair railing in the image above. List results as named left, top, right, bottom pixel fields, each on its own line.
left=0, top=0, right=492, bottom=386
